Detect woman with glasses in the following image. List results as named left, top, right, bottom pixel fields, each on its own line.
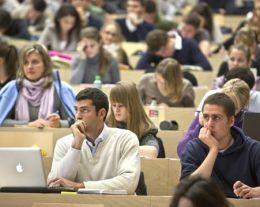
left=0, top=44, right=75, bottom=128
left=138, top=58, right=195, bottom=107
left=100, top=21, right=132, bottom=69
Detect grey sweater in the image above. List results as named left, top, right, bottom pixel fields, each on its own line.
left=70, top=54, right=120, bottom=84
left=138, top=73, right=195, bottom=107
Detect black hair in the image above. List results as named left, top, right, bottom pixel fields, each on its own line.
left=32, top=0, right=47, bottom=12
left=0, top=9, right=12, bottom=31
left=76, top=88, right=109, bottom=120
left=170, top=176, right=231, bottom=207
left=225, top=67, right=255, bottom=90
left=54, top=3, right=81, bottom=46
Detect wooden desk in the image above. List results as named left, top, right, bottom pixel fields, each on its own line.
left=194, top=86, right=209, bottom=108
left=120, top=70, right=145, bottom=84
left=0, top=194, right=150, bottom=207
left=145, top=106, right=195, bottom=131
left=157, top=130, right=184, bottom=158
left=189, top=71, right=214, bottom=87
left=43, top=158, right=181, bottom=196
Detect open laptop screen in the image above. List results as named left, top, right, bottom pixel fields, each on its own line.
left=242, top=112, right=260, bottom=142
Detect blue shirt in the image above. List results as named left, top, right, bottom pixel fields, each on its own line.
left=85, top=124, right=109, bottom=155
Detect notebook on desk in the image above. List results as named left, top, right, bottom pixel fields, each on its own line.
left=242, top=112, right=260, bottom=142
left=0, top=147, right=74, bottom=193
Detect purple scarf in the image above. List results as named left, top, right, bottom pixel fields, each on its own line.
left=15, top=78, right=54, bottom=121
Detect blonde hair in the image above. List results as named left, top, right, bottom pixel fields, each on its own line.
left=108, top=81, right=153, bottom=138
left=100, top=21, right=124, bottom=43
left=17, top=43, right=53, bottom=88
left=222, top=78, right=250, bottom=110
left=155, top=58, right=183, bottom=100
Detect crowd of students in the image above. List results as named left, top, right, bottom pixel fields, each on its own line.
left=1, top=0, right=260, bottom=205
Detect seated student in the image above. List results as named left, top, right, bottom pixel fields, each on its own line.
left=180, top=92, right=260, bottom=198
left=70, top=27, right=120, bottom=84
left=48, top=88, right=140, bottom=194
left=69, top=0, right=103, bottom=30
left=116, top=0, right=154, bottom=42
left=138, top=58, right=195, bottom=107
left=136, top=29, right=212, bottom=73
left=217, top=28, right=260, bottom=78
left=100, top=21, right=132, bottom=69
left=178, top=78, right=250, bottom=157
left=107, top=81, right=165, bottom=158
left=0, top=42, right=18, bottom=90
left=0, top=44, right=75, bottom=128
left=213, top=44, right=260, bottom=91
left=179, top=12, right=211, bottom=57
left=170, top=176, right=231, bottom=207
left=11, top=0, right=50, bottom=32
left=0, top=8, right=31, bottom=40
left=191, top=2, right=222, bottom=44
left=39, top=3, right=81, bottom=52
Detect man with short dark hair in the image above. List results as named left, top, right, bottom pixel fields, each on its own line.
left=48, top=88, right=140, bottom=194
left=116, top=0, right=154, bottom=42
left=136, top=29, right=212, bottom=72
left=181, top=93, right=260, bottom=198
left=180, top=12, right=210, bottom=57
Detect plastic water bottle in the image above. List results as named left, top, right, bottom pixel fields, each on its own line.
left=149, top=98, right=159, bottom=127
left=93, top=75, right=102, bottom=89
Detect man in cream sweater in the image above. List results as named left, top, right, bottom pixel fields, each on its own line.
left=48, top=88, right=140, bottom=194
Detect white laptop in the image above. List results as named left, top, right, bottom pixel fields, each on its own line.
left=0, top=147, right=74, bottom=193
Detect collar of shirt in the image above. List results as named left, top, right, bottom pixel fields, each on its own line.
left=85, top=124, right=109, bottom=155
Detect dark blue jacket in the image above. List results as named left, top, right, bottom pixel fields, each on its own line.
left=181, top=126, right=260, bottom=198
left=116, top=18, right=154, bottom=42
left=136, top=38, right=212, bottom=72
left=88, top=15, right=103, bottom=30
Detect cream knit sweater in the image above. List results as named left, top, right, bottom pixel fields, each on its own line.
left=48, top=127, right=140, bottom=194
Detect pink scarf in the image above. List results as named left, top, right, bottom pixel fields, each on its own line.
left=15, top=78, right=54, bottom=121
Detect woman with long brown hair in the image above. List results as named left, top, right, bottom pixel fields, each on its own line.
left=70, top=27, right=120, bottom=84
left=107, top=81, right=165, bottom=158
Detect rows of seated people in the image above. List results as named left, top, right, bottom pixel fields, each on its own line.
left=1, top=0, right=260, bottom=205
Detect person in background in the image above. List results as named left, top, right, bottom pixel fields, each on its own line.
left=144, top=0, right=177, bottom=31
left=138, top=58, right=195, bottom=107
left=180, top=92, right=260, bottom=198
left=180, top=12, right=211, bottom=57
left=136, top=29, right=212, bottom=73
left=100, top=21, right=132, bottom=69
left=0, top=44, right=75, bottom=128
left=178, top=78, right=250, bottom=157
left=108, top=81, right=165, bottom=158
left=48, top=87, right=140, bottom=194
left=170, top=176, right=231, bottom=207
left=0, top=42, right=18, bottom=90
left=116, top=0, right=154, bottom=42
left=70, top=27, right=120, bottom=84
left=0, top=8, right=31, bottom=40
left=69, top=0, right=103, bottom=29
left=39, top=3, right=81, bottom=52
left=213, top=44, right=260, bottom=91
left=217, top=27, right=260, bottom=77
left=12, top=0, right=51, bottom=32
left=191, top=2, right=222, bottom=44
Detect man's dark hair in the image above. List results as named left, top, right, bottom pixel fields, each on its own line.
left=76, top=88, right=109, bottom=120
left=128, top=0, right=147, bottom=7
left=146, top=29, right=169, bottom=53
left=145, top=0, right=156, bottom=13
left=183, top=13, right=201, bottom=29
left=225, top=67, right=255, bottom=90
left=0, top=9, right=12, bottom=30
left=202, top=93, right=235, bottom=117
left=32, top=0, right=47, bottom=12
